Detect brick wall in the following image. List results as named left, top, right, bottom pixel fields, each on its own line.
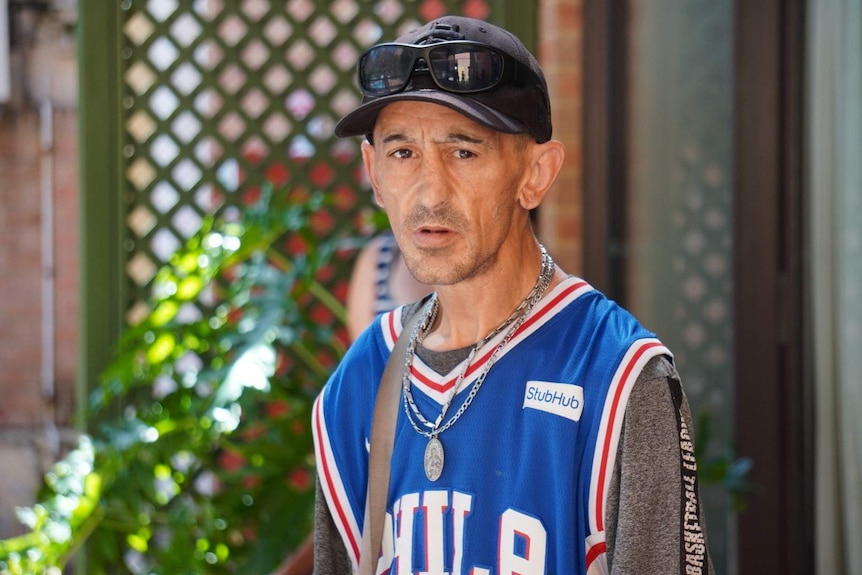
left=0, top=106, right=79, bottom=537
left=0, top=0, right=81, bottom=537
left=0, top=110, right=42, bottom=428
left=50, top=110, right=80, bottom=424
left=538, top=0, right=584, bottom=275
left=0, top=108, right=77, bottom=426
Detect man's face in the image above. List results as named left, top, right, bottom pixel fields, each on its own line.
left=362, top=101, right=533, bottom=287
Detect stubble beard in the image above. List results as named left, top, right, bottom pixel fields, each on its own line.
left=397, top=204, right=507, bottom=287
left=402, top=246, right=500, bottom=287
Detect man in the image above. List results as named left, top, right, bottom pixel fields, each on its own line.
left=312, top=15, right=714, bottom=574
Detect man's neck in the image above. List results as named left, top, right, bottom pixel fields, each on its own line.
left=421, top=253, right=564, bottom=352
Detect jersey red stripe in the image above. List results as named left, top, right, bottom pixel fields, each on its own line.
left=406, top=281, right=590, bottom=393
left=594, top=341, right=664, bottom=532
left=387, top=309, right=398, bottom=341
left=586, top=540, right=607, bottom=571
left=314, top=396, right=360, bottom=562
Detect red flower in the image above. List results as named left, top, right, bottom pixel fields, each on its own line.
left=218, top=450, right=246, bottom=472
left=289, top=468, right=312, bottom=492
left=266, top=400, right=290, bottom=418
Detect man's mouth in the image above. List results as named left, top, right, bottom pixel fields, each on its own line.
left=419, top=226, right=450, bottom=234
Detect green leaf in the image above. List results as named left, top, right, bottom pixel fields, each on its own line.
left=147, top=333, right=176, bottom=364
left=0, top=188, right=345, bottom=573
left=176, top=275, right=204, bottom=300
left=150, top=301, right=179, bottom=327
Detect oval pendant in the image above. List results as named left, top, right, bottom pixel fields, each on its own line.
left=424, top=437, right=444, bottom=481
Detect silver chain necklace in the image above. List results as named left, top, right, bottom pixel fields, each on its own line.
left=402, top=245, right=555, bottom=481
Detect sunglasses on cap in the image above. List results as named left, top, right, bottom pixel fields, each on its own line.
left=358, top=40, right=540, bottom=97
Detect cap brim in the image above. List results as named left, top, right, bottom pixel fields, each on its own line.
left=334, top=90, right=528, bottom=139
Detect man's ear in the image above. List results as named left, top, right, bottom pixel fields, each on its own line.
left=518, top=139, right=566, bottom=211
left=361, top=140, right=385, bottom=208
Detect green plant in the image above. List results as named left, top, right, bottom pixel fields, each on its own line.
left=694, top=408, right=753, bottom=512
left=0, top=187, right=354, bottom=574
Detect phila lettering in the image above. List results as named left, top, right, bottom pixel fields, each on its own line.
left=377, top=490, right=548, bottom=575
left=523, top=381, right=585, bottom=422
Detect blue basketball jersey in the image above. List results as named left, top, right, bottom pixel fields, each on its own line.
left=313, top=277, right=671, bottom=574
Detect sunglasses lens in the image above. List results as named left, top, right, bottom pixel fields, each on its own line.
left=360, top=45, right=416, bottom=95
left=360, top=43, right=507, bottom=96
left=428, top=45, right=505, bottom=92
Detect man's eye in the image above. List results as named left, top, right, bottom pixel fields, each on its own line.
left=391, top=149, right=413, bottom=159
left=456, top=149, right=476, bottom=159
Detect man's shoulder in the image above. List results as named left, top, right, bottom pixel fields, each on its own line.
left=541, top=278, right=656, bottom=343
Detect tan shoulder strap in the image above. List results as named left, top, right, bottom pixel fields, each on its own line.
left=358, top=305, right=424, bottom=575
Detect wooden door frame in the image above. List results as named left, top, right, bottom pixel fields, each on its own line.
left=583, top=0, right=627, bottom=297
left=582, top=0, right=813, bottom=572
left=733, top=0, right=813, bottom=572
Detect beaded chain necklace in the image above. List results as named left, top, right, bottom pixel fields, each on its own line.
left=401, top=245, right=556, bottom=481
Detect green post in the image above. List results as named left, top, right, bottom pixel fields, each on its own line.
left=77, top=2, right=127, bottom=571
left=77, top=3, right=126, bottom=431
left=493, top=0, right=539, bottom=54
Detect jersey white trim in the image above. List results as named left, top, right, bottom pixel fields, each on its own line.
left=380, top=277, right=595, bottom=405
left=585, top=532, right=609, bottom=575
left=312, top=393, right=361, bottom=570
left=381, top=303, right=407, bottom=350
left=585, top=338, right=670, bottom=570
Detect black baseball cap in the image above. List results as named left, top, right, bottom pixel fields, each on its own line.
left=334, top=16, right=553, bottom=143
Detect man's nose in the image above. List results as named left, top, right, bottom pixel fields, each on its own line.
left=414, top=153, right=451, bottom=206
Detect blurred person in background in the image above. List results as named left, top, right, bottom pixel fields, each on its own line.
left=270, top=231, right=430, bottom=575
